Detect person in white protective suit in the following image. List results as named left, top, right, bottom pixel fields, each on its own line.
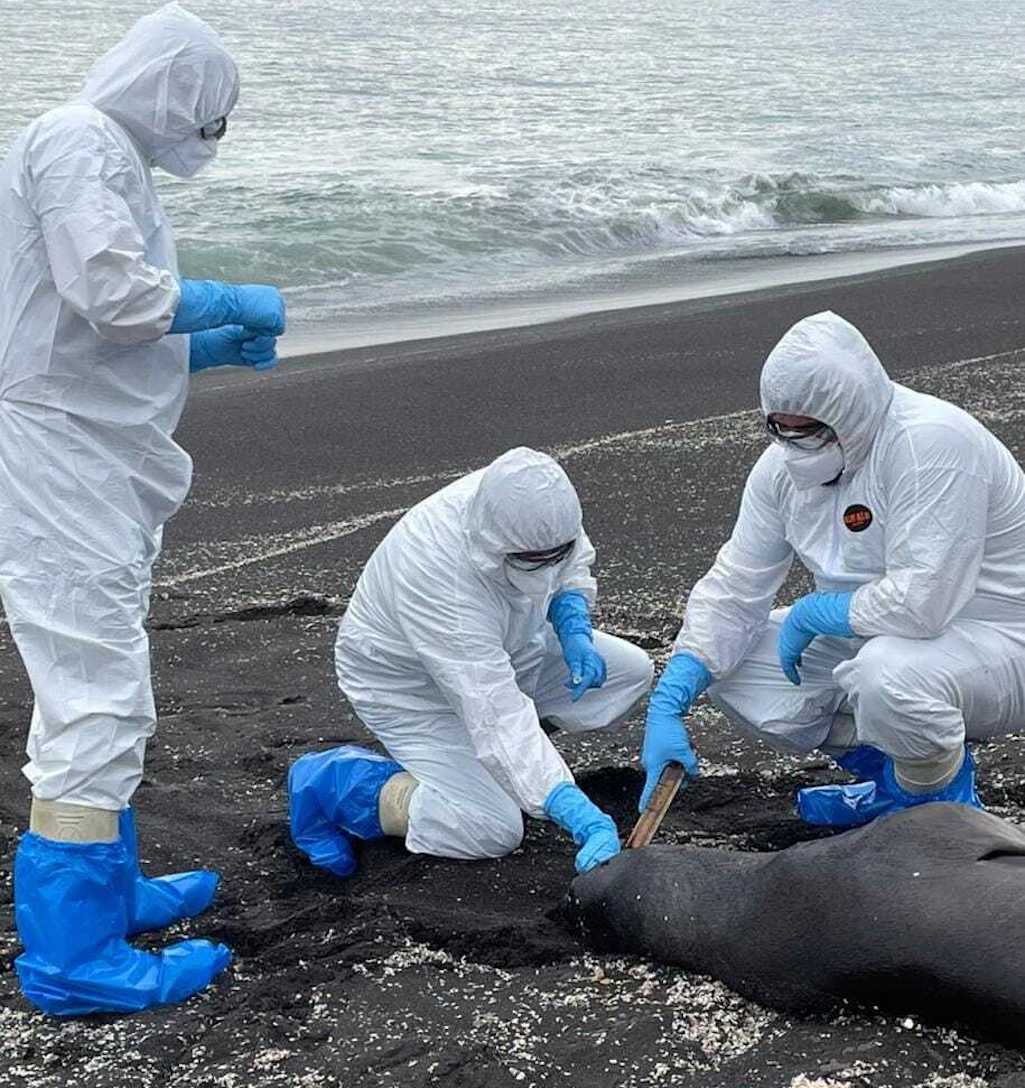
left=288, top=448, right=654, bottom=876
left=0, top=4, right=290, bottom=1016
left=640, top=311, right=1025, bottom=827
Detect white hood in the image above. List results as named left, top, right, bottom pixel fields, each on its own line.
left=760, top=311, right=894, bottom=473
left=81, top=3, right=238, bottom=164
left=465, top=448, right=583, bottom=581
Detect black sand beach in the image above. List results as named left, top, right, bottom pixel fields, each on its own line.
left=4, top=246, right=1025, bottom=1087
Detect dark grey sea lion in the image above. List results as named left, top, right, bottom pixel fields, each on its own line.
left=566, top=803, right=1025, bottom=1040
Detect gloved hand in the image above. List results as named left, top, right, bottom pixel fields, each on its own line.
left=561, top=633, right=607, bottom=702
left=170, top=278, right=287, bottom=337
left=778, top=591, right=855, bottom=686
left=547, top=591, right=607, bottom=702
left=640, top=652, right=710, bottom=811
left=189, top=326, right=279, bottom=372
left=544, top=781, right=620, bottom=873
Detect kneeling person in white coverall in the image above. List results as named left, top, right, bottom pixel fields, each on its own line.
left=1, top=5, right=289, bottom=1016
left=640, top=311, right=1025, bottom=827
left=289, top=448, right=654, bottom=875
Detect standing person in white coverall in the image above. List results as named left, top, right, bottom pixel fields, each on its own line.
left=288, top=448, right=654, bottom=875
left=0, top=4, right=288, bottom=1015
left=640, top=311, right=1025, bottom=826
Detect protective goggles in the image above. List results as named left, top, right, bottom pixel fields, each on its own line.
left=199, top=116, right=228, bottom=141
left=765, top=416, right=837, bottom=451
left=506, top=540, right=576, bottom=572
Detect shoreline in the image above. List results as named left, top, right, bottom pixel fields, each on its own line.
left=279, top=238, right=1025, bottom=363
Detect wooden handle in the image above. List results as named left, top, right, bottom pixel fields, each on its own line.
left=625, top=762, right=687, bottom=849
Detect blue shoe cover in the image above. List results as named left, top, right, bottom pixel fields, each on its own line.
left=14, top=832, right=232, bottom=1017
left=798, top=748, right=982, bottom=828
left=834, top=744, right=887, bottom=782
left=288, top=745, right=403, bottom=878
left=798, top=778, right=883, bottom=828
left=796, top=746, right=887, bottom=828
left=120, top=808, right=219, bottom=936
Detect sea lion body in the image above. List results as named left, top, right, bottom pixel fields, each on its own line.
left=568, top=804, right=1025, bottom=1037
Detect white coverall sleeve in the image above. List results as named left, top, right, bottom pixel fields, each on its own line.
left=29, top=119, right=180, bottom=344
left=674, top=451, right=794, bottom=678
left=395, top=563, right=573, bottom=818
left=849, top=425, right=989, bottom=639
left=557, top=529, right=598, bottom=606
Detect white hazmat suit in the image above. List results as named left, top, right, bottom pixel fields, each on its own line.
left=0, top=4, right=238, bottom=811
left=335, top=448, right=654, bottom=858
left=677, top=311, right=1025, bottom=768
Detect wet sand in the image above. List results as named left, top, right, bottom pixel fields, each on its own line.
left=3, top=246, right=1025, bottom=1087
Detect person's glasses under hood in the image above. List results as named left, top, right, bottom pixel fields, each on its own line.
left=199, top=116, right=228, bottom=141
left=766, top=413, right=845, bottom=490
left=504, top=539, right=576, bottom=602
left=765, top=415, right=837, bottom=451
left=152, top=114, right=229, bottom=178
left=505, top=540, right=576, bottom=572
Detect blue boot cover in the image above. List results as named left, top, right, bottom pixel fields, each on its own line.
left=798, top=748, right=982, bottom=828
left=120, top=808, right=220, bottom=937
left=14, top=833, right=232, bottom=1017
left=797, top=778, right=884, bottom=828
left=834, top=745, right=887, bottom=781
left=288, top=745, right=403, bottom=878
left=879, top=747, right=983, bottom=813
left=796, top=746, right=887, bottom=828
left=796, top=744, right=887, bottom=826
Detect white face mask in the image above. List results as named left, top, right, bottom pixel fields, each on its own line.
left=504, top=564, right=562, bottom=603
left=151, top=135, right=219, bottom=178
left=784, top=442, right=845, bottom=490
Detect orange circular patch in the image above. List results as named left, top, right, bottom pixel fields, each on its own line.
left=843, top=504, right=873, bottom=533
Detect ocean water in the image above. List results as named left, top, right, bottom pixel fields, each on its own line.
left=5, top=0, right=1025, bottom=350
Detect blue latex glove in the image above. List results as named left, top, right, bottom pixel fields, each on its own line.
left=548, top=590, right=607, bottom=702
left=640, top=652, right=709, bottom=811
left=189, top=326, right=279, bottom=372
left=544, top=781, right=620, bottom=873
left=170, top=278, right=286, bottom=337
left=778, top=591, right=855, bottom=686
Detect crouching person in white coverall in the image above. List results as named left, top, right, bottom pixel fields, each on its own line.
left=0, top=5, right=288, bottom=1016
left=288, top=448, right=654, bottom=876
left=640, top=311, right=1025, bottom=828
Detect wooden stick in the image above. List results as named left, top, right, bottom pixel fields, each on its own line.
left=625, top=762, right=687, bottom=849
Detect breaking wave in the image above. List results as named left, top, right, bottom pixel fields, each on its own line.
left=172, top=170, right=1025, bottom=322
left=703, top=175, right=1025, bottom=231
left=857, top=180, right=1025, bottom=218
